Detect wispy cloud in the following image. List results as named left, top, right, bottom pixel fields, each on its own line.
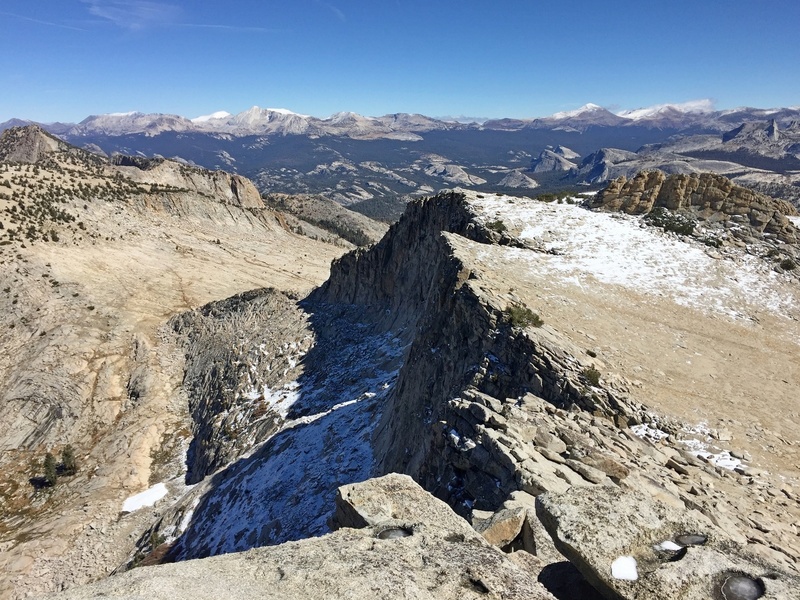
left=0, top=11, right=87, bottom=32
left=176, top=23, right=284, bottom=34
left=315, top=1, right=346, bottom=23
left=79, top=1, right=281, bottom=34
left=80, top=0, right=181, bottom=30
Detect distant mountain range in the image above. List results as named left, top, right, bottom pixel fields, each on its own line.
left=3, top=102, right=799, bottom=208
left=6, top=101, right=800, bottom=140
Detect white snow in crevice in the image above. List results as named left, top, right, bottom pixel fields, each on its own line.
left=611, top=556, right=638, bottom=581
left=177, top=497, right=200, bottom=535
left=630, top=420, right=743, bottom=471
left=122, top=483, right=168, bottom=513
left=467, top=194, right=798, bottom=322
left=630, top=423, right=670, bottom=443
left=242, top=383, right=300, bottom=419
left=656, top=540, right=683, bottom=552
left=173, top=327, right=408, bottom=559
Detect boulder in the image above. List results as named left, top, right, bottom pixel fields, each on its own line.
left=474, top=507, right=526, bottom=548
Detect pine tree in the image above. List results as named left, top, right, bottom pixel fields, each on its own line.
left=44, top=452, right=57, bottom=487
left=61, top=445, right=77, bottom=475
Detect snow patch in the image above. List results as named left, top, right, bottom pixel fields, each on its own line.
left=656, top=540, right=684, bottom=552
left=630, top=423, right=669, bottom=443
left=266, top=107, right=309, bottom=117
left=122, top=483, right=168, bottom=513
left=617, top=99, right=715, bottom=120
left=611, top=556, right=638, bottom=581
left=467, top=194, right=798, bottom=323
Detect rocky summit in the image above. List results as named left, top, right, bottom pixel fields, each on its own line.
left=1, top=127, right=799, bottom=600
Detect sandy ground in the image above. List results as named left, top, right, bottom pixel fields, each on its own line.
left=464, top=191, right=800, bottom=481
left=0, top=194, right=347, bottom=598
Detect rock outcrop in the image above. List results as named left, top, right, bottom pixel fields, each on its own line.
left=574, top=148, right=639, bottom=183
left=592, top=171, right=799, bottom=244
left=0, top=125, right=100, bottom=165
left=43, top=475, right=556, bottom=600
left=314, top=192, right=643, bottom=516
left=498, top=169, right=540, bottom=189
left=112, top=157, right=263, bottom=209
left=148, top=190, right=798, bottom=590
left=537, top=486, right=799, bottom=600
left=529, top=149, right=578, bottom=173
left=8, top=182, right=799, bottom=598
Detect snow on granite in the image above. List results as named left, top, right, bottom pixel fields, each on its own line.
left=122, top=483, right=168, bottom=513
left=630, top=423, right=669, bottom=443
left=467, top=193, right=798, bottom=322
left=611, top=555, right=638, bottom=580
left=630, top=420, right=743, bottom=471
left=172, top=325, right=407, bottom=560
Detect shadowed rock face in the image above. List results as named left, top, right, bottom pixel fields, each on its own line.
left=592, top=171, right=799, bottom=243
left=43, top=475, right=557, bottom=600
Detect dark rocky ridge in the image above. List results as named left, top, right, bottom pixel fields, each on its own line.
left=316, top=194, right=640, bottom=507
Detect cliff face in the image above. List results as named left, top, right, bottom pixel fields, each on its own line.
left=163, top=191, right=658, bottom=563
left=593, top=171, right=799, bottom=244
left=314, top=192, right=641, bottom=514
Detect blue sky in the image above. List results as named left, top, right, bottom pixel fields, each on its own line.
left=1, top=1, right=798, bottom=123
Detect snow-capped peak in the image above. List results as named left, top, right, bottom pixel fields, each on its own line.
left=616, top=99, right=715, bottom=120
left=328, top=111, right=375, bottom=123
left=192, top=111, right=232, bottom=123
left=106, top=111, right=139, bottom=117
left=265, top=107, right=309, bottom=117
left=550, top=103, right=605, bottom=119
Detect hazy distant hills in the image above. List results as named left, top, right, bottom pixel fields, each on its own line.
left=3, top=102, right=800, bottom=207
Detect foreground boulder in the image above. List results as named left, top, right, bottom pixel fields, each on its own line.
left=42, top=474, right=555, bottom=600
left=536, top=486, right=799, bottom=600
